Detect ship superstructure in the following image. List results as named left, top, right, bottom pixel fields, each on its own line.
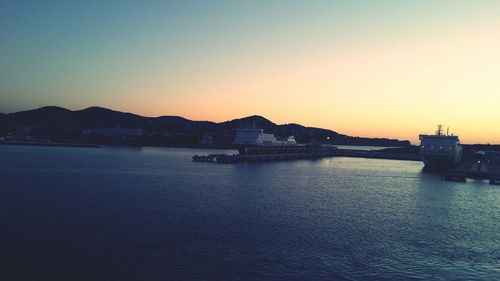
left=419, top=125, right=462, bottom=169
left=233, top=128, right=306, bottom=155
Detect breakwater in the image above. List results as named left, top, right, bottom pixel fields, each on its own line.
left=193, top=148, right=420, bottom=163
left=332, top=149, right=421, bottom=161
left=193, top=151, right=339, bottom=163
left=442, top=151, right=500, bottom=184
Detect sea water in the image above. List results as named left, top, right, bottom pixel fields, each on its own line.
left=0, top=145, right=498, bottom=280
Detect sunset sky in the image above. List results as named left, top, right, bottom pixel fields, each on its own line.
left=1, top=1, right=500, bottom=144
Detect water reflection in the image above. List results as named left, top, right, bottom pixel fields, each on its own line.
left=0, top=145, right=498, bottom=280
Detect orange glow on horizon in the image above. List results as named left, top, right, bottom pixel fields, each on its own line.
left=105, top=18, right=500, bottom=145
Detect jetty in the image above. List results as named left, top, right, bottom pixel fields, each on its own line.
left=192, top=147, right=423, bottom=164
left=332, top=149, right=421, bottom=161
left=192, top=154, right=240, bottom=163
left=442, top=151, right=500, bottom=184
left=193, top=150, right=338, bottom=163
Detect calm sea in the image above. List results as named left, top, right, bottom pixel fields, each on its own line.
left=0, top=145, right=498, bottom=280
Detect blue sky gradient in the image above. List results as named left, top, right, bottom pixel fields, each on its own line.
left=2, top=1, right=500, bottom=142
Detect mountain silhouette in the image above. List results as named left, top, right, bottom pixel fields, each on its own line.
left=0, top=106, right=410, bottom=147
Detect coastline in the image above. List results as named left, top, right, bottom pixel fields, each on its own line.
left=0, top=141, right=100, bottom=148
left=1, top=140, right=423, bottom=162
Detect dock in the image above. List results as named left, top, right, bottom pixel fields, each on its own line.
left=193, top=151, right=339, bottom=163
left=192, top=154, right=238, bottom=163
left=192, top=148, right=421, bottom=164
left=332, top=149, right=421, bottom=161
left=441, top=152, right=500, bottom=184
left=193, top=147, right=500, bottom=186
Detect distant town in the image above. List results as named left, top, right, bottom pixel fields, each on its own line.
left=0, top=106, right=413, bottom=148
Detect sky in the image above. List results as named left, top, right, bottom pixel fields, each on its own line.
left=1, top=0, right=500, bottom=144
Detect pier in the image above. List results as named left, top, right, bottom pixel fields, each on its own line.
left=192, top=147, right=421, bottom=164
left=332, top=149, right=421, bottom=161
left=192, top=154, right=236, bottom=163
left=193, top=151, right=338, bottom=163
left=193, top=147, right=500, bottom=186
left=441, top=151, right=500, bottom=184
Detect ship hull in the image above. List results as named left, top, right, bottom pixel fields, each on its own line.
left=236, top=144, right=308, bottom=155
left=232, top=128, right=336, bottom=161
left=420, top=151, right=462, bottom=169
left=235, top=144, right=336, bottom=158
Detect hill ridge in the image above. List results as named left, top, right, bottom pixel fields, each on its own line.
left=0, top=106, right=410, bottom=147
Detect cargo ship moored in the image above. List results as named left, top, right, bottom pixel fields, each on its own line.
left=419, top=125, right=462, bottom=169
left=193, top=128, right=337, bottom=163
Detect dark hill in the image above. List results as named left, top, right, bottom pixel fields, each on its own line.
left=74, top=107, right=148, bottom=127
left=154, top=116, right=216, bottom=131
left=0, top=106, right=411, bottom=147
left=220, top=115, right=277, bottom=131
left=7, top=106, right=73, bottom=124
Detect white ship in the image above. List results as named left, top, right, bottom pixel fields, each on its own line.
left=232, top=128, right=336, bottom=158
left=193, top=128, right=337, bottom=163
left=233, top=128, right=298, bottom=146
left=419, top=125, right=462, bottom=169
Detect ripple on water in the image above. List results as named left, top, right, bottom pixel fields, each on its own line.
left=0, top=146, right=499, bottom=280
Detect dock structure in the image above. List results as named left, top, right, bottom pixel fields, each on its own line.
left=192, top=154, right=221, bottom=162
left=489, top=176, right=500, bottom=185
left=441, top=151, right=500, bottom=184
left=192, top=148, right=424, bottom=163
left=487, top=158, right=500, bottom=184
left=442, top=172, right=466, bottom=182
left=196, top=128, right=423, bottom=164
left=192, top=146, right=423, bottom=164
left=332, top=149, right=421, bottom=161
left=193, top=147, right=500, bottom=185
left=193, top=151, right=338, bottom=164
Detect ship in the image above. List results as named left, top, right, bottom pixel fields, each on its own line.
left=231, top=128, right=336, bottom=161
left=194, top=128, right=331, bottom=163
left=419, top=125, right=462, bottom=169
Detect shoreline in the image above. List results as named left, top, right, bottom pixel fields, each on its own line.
left=0, top=140, right=409, bottom=150
left=0, top=141, right=100, bottom=148
left=2, top=140, right=422, bottom=162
